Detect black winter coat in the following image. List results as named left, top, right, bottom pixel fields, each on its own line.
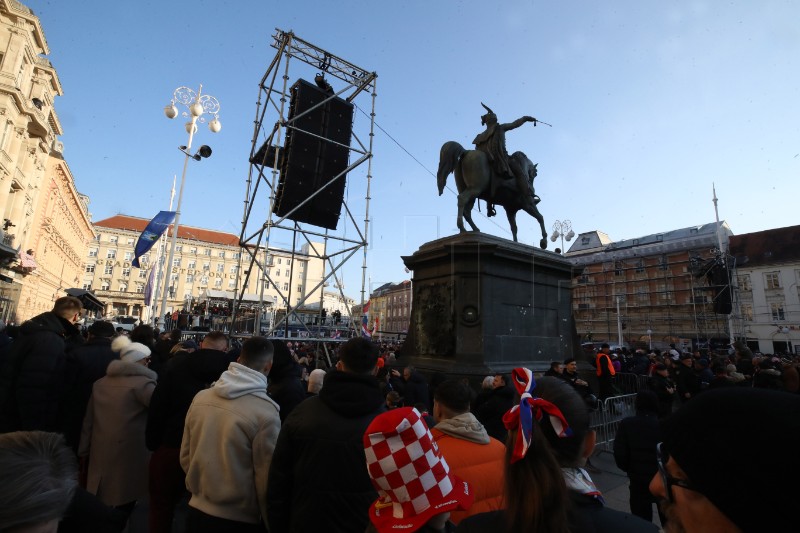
left=0, top=312, right=83, bottom=432
left=475, top=384, right=515, bottom=442
left=402, top=370, right=430, bottom=410
left=145, top=348, right=229, bottom=450
left=613, top=413, right=661, bottom=486
left=62, top=337, right=117, bottom=451
left=267, top=370, right=385, bottom=533
left=456, top=491, right=658, bottom=532
left=267, top=358, right=306, bottom=423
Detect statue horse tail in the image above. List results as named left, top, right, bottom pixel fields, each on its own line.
left=437, top=141, right=465, bottom=195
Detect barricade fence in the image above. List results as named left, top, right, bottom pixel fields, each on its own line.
left=589, top=393, right=637, bottom=453
left=613, top=372, right=652, bottom=395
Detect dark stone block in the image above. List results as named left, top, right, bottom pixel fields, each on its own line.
left=401, top=233, right=579, bottom=377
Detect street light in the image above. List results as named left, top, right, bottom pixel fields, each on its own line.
left=550, top=219, right=575, bottom=254
left=647, top=329, right=653, bottom=350
left=157, top=85, right=221, bottom=329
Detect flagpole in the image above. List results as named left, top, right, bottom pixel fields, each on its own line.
left=151, top=175, right=177, bottom=327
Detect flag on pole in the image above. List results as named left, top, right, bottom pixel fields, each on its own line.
left=332, top=330, right=341, bottom=339
left=361, top=315, right=371, bottom=338
left=363, top=300, right=371, bottom=313
left=144, top=266, right=156, bottom=306
left=371, top=316, right=379, bottom=336
left=132, top=211, right=177, bottom=268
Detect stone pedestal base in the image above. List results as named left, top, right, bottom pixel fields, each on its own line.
left=401, top=233, right=578, bottom=376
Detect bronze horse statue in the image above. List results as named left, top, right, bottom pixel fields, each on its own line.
left=437, top=140, right=548, bottom=248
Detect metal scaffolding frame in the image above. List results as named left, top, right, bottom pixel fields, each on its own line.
left=232, top=29, right=377, bottom=337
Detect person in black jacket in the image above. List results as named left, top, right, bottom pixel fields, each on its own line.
left=392, top=365, right=430, bottom=411
left=266, top=337, right=385, bottom=533
left=474, top=373, right=515, bottom=442
left=61, top=320, right=118, bottom=452
left=0, top=296, right=84, bottom=433
left=649, top=363, right=676, bottom=418
left=267, top=339, right=306, bottom=422
left=613, top=391, right=664, bottom=524
left=145, top=331, right=230, bottom=533
left=674, top=354, right=700, bottom=403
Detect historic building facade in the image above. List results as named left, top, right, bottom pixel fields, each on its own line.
left=567, top=223, right=735, bottom=351
left=730, top=225, right=800, bottom=355
left=367, top=280, right=411, bottom=339
left=85, top=215, right=329, bottom=324
left=0, top=0, right=94, bottom=323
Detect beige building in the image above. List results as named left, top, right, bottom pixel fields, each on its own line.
left=0, top=0, right=95, bottom=323
left=86, top=215, right=329, bottom=325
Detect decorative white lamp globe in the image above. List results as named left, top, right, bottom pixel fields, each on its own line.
left=164, top=104, right=178, bottom=119
left=208, top=118, right=222, bottom=133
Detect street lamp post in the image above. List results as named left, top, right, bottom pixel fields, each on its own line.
left=647, top=328, right=653, bottom=350
left=157, top=85, right=221, bottom=329
left=550, top=219, right=575, bottom=254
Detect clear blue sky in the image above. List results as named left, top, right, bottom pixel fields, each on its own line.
left=27, top=0, right=800, bottom=301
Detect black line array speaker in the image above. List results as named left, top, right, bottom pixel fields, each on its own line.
left=273, top=79, right=353, bottom=230
left=710, top=264, right=732, bottom=315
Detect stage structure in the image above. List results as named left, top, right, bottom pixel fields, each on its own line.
left=233, top=29, right=377, bottom=337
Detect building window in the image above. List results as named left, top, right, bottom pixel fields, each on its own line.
left=275, top=269, right=280, bottom=277
left=228, top=280, right=236, bottom=288
left=95, top=234, right=101, bottom=241
left=124, top=252, right=133, bottom=261
left=104, top=265, right=114, bottom=275
left=139, top=270, right=147, bottom=279
left=186, top=275, right=194, bottom=283
left=219, top=251, right=225, bottom=258
left=204, top=249, right=211, bottom=256
left=217, top=264, right=224, bottom=273
left=88, top=248, right=98, bottom=257
left=635, top=260, right=645, bottom=273
left=188, top=260, right=196, bottom=269
left=122, top=268, right=131, bottom=277
left=175, top=245, right=182, bottom=252
left=119, top=283, right=127, bottom=292
left=107, top=249, right=117, bottom=259
left=214, top=279, right=222, bottom=288
left=82, top=283, right=92, bottom=290
left=203, top=262, right=210, bottom=271
left=614, top=262, right=623, bottom=276
left=189, top=247, right=197, bottom=255
left=737, top=274, right=752, bottom=291
left=297, top=285, right=303, bottom=293
left=127, top=238, right=134, bottom=245
left=231, top=265, right=239, bottom=274
left=140, top=254, right=149, bottom=265
left=740, top=303, right=753, bottom=321
left=765, top=272, right=781, bottom=290
left=200, top=276, right=209, bottom=285
left=85, top=264, right=95, bottom=273
left=172, top=259, right=180, bottom=267
left=283, top=283, right=289, bottom=291
left=100, top=282, right=110, bottom=291
left=771, top=302, right=786, bottom=321
left=233, top=253, right=240, bottom=259
left=299, top=262, right=305, bottom=271
left=109, top=236, right=118, bottom=244
left=277, top=258, right=282, bottom=265
left=286, top=259, right=291, bottom=266
left=659, top=255, right=668, bottom=271
left=136, top=283, right=144, bottom=294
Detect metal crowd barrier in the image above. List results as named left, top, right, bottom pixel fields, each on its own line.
left=614, top=372, right=652, bottom=395
left=589, top=393, right=638, bottom=453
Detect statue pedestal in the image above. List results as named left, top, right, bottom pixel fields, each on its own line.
left=401, top=232, right=578, bottom=376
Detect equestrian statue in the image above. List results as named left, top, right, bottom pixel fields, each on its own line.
left=437, top=103, right=548, bottom=249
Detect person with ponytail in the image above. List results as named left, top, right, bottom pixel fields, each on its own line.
left=457, top=371, right=657, bottom=533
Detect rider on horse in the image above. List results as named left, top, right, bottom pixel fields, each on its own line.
left=472, top=103, right=538, bottom=216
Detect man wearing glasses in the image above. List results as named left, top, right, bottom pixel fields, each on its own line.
left=649, top=387, right=800, bottom=532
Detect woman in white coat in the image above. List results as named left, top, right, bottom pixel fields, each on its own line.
left=79, top=336, right=157, bottom=512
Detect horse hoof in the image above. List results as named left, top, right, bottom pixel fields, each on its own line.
left=540, top=239, right=547, bottom=250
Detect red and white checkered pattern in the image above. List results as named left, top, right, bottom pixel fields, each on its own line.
left=364, top=408, right=454, bottom=520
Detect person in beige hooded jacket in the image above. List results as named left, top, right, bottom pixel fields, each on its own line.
left=180, top=336, right=280, bottom=532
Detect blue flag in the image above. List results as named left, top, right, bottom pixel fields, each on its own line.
left=132, top=211, right=176, bottom=268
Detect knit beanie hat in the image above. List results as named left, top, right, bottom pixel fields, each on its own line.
left=661, top=388, right=800, bottom=532
left=111, top=335, right=151, bottom=364
left=363, top=407, right=473, bottom=532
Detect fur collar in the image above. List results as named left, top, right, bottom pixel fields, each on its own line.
left=106, top=359, right=157, bottom=379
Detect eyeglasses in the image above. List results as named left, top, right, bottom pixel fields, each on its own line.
left=656, top=442, right=698, bottom=502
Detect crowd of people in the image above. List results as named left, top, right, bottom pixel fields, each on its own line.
left=0, top=296, right=798, bottom=532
